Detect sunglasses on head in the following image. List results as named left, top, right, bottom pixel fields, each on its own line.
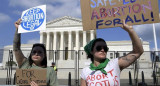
left=96, top=45, right=109, bottom=52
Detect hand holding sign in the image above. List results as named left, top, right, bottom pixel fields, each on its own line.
left=15, top=19, right=22, bottom=30
left=121, top=19, right=133, bottom=32
left=30, top=81, right=39, bottom=86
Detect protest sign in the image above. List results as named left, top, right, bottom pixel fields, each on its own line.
left=80, top=0, right=159, bottom=31
left=18, top=5, right=46, bottom=33
left=16, top=69, right=47, bottom=85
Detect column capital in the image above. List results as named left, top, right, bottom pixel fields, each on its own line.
left=83, top=31, right=86, bottom=33
left=60, top=31, right=64, bottom=33
left=90, top=30, right=94, bottom=33
left=76, top=31, right=79, bottom=33
left=40, top=32, right=44, bottom=34
left=68, top=31, right=72, bottom=33
left=53, top=31, right=57, bottom=33
left=46, top=32, right=51, bottom=34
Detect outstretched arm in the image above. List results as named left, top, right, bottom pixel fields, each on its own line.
left=13, top=19, right=26, bottom=67
left=118, top=20, right=144, bottom=70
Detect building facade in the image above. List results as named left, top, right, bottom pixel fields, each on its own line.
left=39, top=16, right=96, bottom=64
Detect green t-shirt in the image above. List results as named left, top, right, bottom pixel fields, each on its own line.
left=19, top=59, right=58, bottom=86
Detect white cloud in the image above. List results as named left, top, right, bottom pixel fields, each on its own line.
left=27, top=39, right=40, bottom=44
left=134, top=23, right=160, bottom=42
left=45, top=0, right=81, bottom=21
left=0, top=13, right=11, bottom=23
left=46, top=3, right=81, bottom=21
left=9, top=0, right=45, bottom=9
left=9, top=0, right=81, bottom=21
left=12, top=10, right=23, bottom=16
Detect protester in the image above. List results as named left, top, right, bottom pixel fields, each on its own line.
left=80, top=20, right=144, bottom=86
left=51, top=62, right=57, bottom=74
left=13, top=19, right=58, bottom=86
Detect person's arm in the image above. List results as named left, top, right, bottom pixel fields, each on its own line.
left=81, top=78, right=87, bottom=86
left=118, top=20, right=144, bottom=70
left=13, top=19, right=26, bottom=67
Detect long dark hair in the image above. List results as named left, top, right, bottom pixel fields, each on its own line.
left=28, top=43, right=47, bottom=67
left=87, top=38, right=108, bottom=62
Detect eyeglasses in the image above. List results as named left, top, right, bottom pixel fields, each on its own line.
left=96, top=45, right=109, bottom=52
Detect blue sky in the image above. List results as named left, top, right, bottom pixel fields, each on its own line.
left=0, top=0, right=160, bottom=51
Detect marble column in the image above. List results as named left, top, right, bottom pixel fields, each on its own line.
left=90, top=30, right=94, bottom=40
left=46, top=32, right=50, bottom=61
left=68, top=31, right=72, bottom=60
left=40, top=32, right=44, bottom=43
left=82, top=31, right=87, bottom=60
left=46, top=32, right=50, bottom=50
left=76, top=31, right=79, bottom=50
left=53, top=32, right=57, bottom=62
left=53, top=32, right=57, bottom=50
left=52, top=33, right=54, bottom=51
left=60, top=31, right=64, bottom=60
left=83, top=31, right=87, bottom=47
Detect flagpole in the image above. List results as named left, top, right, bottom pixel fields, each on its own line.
left=152, top=23, right=158, bottom=56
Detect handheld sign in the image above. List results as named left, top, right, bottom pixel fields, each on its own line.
left=16, top=69, right=47, bottom=85
left=80, top=0, right=159, bottom=31
left=18, top=5, right=46, bottom=33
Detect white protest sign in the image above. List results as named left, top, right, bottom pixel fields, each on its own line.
left=18, top=5, right=46, bottom=33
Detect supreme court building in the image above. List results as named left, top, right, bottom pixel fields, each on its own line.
left=39, top=16, right=96, bottom=64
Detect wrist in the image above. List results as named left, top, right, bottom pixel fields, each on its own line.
left=127, top=28, right=134, bottom=33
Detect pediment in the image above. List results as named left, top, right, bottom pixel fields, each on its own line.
left=47, top=16, right=82, bottom=27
